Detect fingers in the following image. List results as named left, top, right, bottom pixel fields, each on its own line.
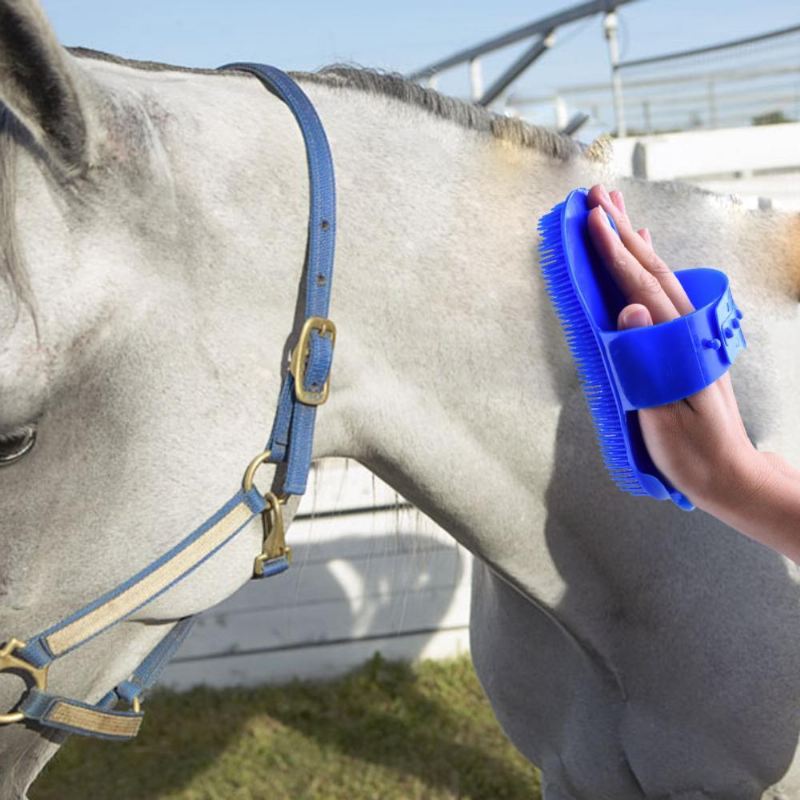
left=587, top=205, right=681, bottom=324
left=638, top=228, right=651, bottom=246
left=587, top=185, right=695, bottom=316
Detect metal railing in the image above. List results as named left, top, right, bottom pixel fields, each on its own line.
left=407, top=0, right=639, bottom=135
left=509, top=22, right=800, bottom=135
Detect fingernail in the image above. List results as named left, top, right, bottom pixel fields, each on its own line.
left=612, top=190, right=626, bottom=214
left=601, top=208, right=620, bottom=238
left=599, top=185, right=612, bottom=205
left=624, top=308, right=649, bottom=327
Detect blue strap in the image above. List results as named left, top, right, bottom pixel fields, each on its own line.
left=4, top=489, right=265, bottom=739
left=113, top=616, right=197, bottom=704
left=18, top=618, right=197, bottom=740
left=219, top=63, right=337, bottom=497
left=19, top=488, right=265, bottom=669
left=10, top=481, right=267, bottom=737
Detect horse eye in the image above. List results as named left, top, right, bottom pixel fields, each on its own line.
left=0, top=424, right=37, bottom=466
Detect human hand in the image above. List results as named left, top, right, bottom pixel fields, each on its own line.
left=585, top=184, right=765, bottom=507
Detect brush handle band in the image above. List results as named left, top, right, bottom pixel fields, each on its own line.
left=599, top=268, right=746, bottom=410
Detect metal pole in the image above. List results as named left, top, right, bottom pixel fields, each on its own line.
left=707, top=79, right=717, bottom=128
left=561, top=112, right=590, bottom=136
left=554, top=94, right=568, bottom=129
left=469, top=58, right=484, bottom=102
left=478, top=30, right=556, bottom=107
left=408, top=0, right=640, bottom=81
left=604, top=11, right=627, bottom=137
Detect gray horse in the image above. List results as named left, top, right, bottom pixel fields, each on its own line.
left=0, top=1, right=798, bottom=798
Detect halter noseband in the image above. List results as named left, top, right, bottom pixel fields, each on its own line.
left=0, top=64, right=337, bottom=740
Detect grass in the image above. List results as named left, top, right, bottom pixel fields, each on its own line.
left=31, top=653, right=541, bottom=800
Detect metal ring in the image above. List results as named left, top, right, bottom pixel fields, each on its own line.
left=242, top=450, right=272, bottom=492
left=0, top=639, right=49, bottom=725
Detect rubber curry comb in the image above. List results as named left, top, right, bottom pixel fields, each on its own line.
left=538, top=188, right=747, bottom=511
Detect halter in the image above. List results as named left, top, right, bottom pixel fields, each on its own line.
left=0, top=64, right=336, bottom=740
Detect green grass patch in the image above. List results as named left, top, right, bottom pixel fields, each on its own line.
left=32, top=653, right=541, bottom=800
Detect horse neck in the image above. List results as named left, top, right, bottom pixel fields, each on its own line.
left=301, top=80, right=799, bottom=601
left=16, top=60, right=799, bottom=614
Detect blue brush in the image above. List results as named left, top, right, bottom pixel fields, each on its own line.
left=537, top=188, right=747, bottom=511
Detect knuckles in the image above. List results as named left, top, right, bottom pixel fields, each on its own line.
left=636, top=268, right=663, bottom=297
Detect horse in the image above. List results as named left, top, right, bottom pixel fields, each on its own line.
left=0, top=1, right=798, bottom=798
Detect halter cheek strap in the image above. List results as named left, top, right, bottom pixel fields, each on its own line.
left=0, top=64, right=337, bottom=740
left=224, top=63, right=338, bottom=496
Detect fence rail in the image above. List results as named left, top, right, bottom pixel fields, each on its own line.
left=510, top=23, right=800, bottom=136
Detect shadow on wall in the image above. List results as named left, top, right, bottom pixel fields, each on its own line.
left=161, top=529, right=471, bottom=688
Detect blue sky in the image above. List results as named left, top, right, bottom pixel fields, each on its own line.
left=42, top=0, right=799, bottom=123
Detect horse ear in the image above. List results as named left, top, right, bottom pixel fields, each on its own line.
left=0, top=0, right=94, bottom=172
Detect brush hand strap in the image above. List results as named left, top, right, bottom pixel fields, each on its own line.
left=599, top=268, right=746, bottom=410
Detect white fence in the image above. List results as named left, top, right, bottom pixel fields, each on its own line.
left=162, top=459, right=472, bottom=689
left=611, top=121, right=800, bottom=210
left=510, top=24, right=800, bottom=140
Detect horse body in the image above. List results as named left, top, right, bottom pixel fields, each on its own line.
left=0, top=3, right=799, bottom=797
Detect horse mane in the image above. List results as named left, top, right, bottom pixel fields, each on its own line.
left=67, top=48, right=592, bottom=163
left=296, top=65, right=590, bottom=162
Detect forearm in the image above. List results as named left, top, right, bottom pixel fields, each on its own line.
left=696, top=451, right=800, bottom=563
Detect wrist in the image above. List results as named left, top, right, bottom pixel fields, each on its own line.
left=694, top=447, right=776, bottom=516
left=694, top=448, right=800, bottom=562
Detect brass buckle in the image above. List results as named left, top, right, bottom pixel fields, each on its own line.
left=289, top=316, right=336, bottom=406
left=253, top=491, right=292, bottom=577
left=0, top=639, right=49, bottom=724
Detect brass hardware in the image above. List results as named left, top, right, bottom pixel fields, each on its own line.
left=242, top=450, right=273, bottom=493
left=253, top=491, right=292, bottom=577
left=132, top=696, right=141, bottom=714
left=289, top=316, right=336, bottom=406
left=0, top=638, right=49, bottom=724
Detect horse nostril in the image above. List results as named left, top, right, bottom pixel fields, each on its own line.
left=0, top=423, right=37, bottom=466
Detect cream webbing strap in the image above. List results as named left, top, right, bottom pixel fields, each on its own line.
left=1, top=489, right=269, bottom=739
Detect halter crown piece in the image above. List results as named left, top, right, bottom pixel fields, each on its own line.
left=0, top=65, right=337, bottom=740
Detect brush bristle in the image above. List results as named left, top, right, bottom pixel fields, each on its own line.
left=538, top=206, right=646, bottom=495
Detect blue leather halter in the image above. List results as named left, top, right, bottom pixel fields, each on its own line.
left=0, top=65, right=336, bottom=740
